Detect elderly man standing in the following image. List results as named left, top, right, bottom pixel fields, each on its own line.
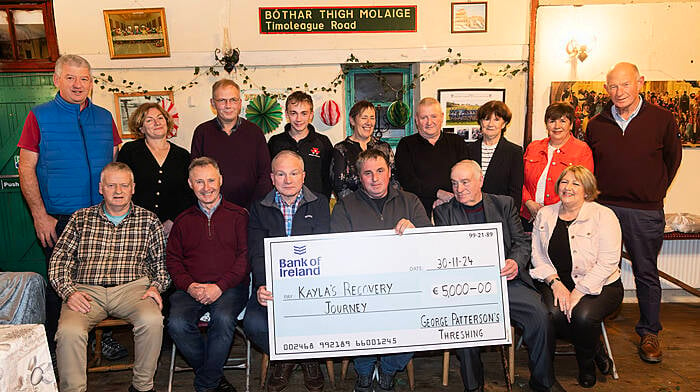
left=331, top=149, right=431, bottom=392
left=394, top=97, right=469, bottom=217
left=433, top=160, right=564, bottom=392
left=166, top=157, right=250, bottom=392
left=243, top=150, right=330, bottom=392
left=17, top=54, right=123, bottom=359
left=191, top=79, right=272, bottom=208
left=49, top=162, right=170, bottom=392
left=586, top=62, right=682, bottom=363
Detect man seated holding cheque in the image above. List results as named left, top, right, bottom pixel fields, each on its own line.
left=331, top=149, right=431, bottom=392
left=49, top=162, right=170, bottom=392
left=166, top=157, right=249, bottom=392
left=529, top=165, right=623, bottom=388
left=433, top=160, right=565, bottom=392
left=243, top=150, right=331, bottom=392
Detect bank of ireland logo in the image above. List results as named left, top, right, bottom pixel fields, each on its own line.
left=279, top=243, right=320, bottom=278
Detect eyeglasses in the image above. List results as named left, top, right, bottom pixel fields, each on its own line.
left=214, top=97, right=241, bottom=105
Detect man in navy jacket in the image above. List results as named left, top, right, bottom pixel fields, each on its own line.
left=243, top=150, right=330, bottom=392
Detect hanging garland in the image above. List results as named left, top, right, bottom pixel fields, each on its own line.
left=92, top=49, right=528, bottom=100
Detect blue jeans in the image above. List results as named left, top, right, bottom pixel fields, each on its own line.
left=167, top=284, right=248, bottom=391
left=353, top=353, right=413, bottom=377
left=242, top=293, right=269, bottom=354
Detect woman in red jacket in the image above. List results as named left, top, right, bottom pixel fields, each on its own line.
left=521, top=102, right=593, bottom=230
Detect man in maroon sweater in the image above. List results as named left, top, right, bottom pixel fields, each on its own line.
left=166, top=157, right=250, bottom=392
left=191, top=79, right=272, bottom=208
left=586, top=62, right=682, bottom=364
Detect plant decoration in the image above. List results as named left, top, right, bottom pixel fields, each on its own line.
left=92, top=49, right=527, bottom=100
left=245, top=94, right=283, bottom=134
left=472, top=61, right=528, bottom=83
left=387, top=101, right=411, bottom=127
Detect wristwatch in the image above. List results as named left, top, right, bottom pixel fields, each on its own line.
left=548, top=277, right=561, bottom=288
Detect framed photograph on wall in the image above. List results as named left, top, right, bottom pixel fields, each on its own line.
left=551, top=80, right=700, bottom=146
left=437, top=88, right=505, bottom=141
left=103, top=8, right=170, bottom=59
left=114, top=91, right=174, bottom=139
left=451, top=2, right=487, bottom=33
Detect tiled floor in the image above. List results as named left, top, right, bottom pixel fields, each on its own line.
left=86, top=302, right=700, bottom=391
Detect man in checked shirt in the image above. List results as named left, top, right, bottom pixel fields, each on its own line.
left=49, top=162, right=170, bottom=392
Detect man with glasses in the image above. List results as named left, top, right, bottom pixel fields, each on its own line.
left=191, top=79, right=272, bottom=208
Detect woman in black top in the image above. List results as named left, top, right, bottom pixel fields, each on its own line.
left=465, top=101, right=524, bottom=210
left=331, top=100, right=396, bottom=199
left=117, top=102, right=192, bottom=237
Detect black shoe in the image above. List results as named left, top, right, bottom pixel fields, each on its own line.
left=353, top=373, right=373, bottom=392
left=578, top=372, right=596, bottom=388
left=95, top=334, right=128, bottom=361
left=128, top=385, right=155, bottom=392
left=594, top=345, right=612, bottom=375
left=268, top=362, right=296, bottom=392
left=377, top=371, right=395, bottom=391
left=467, top=386, right=484, bottom=392
left=217, top=376, right=237, bottom=392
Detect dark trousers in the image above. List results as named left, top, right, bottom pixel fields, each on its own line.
left=536, top=279, right=623, bottom=368
left=607, top=205, right=665, bottom=336
left=167, top=285, right=248, bottom=391
left=42, top=214, right=71, bottom=353
left=242, top=293, right=269, bottom=355
left=456, top=279, right=555, bottom=391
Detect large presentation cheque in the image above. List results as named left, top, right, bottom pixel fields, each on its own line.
left=265, top=223, right=512, bottom=360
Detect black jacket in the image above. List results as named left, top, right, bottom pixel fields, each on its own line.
left=248, top=186, right=330, bottom=288
left=331, top=186, right=432, bottom=233
left=268, top=124, right=334, bottom=198
left=466, top=136, right=524, bottom=211
left=433, top=193, right=534, bottom=287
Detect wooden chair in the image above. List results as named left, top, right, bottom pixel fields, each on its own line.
left=87, top=317, right=134, bottom=373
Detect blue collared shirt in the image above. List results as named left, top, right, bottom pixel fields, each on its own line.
left=274, top=190, right=304, bottom=237
left=611, top=95, right=643, bottom=134
left=198, top=195, right=222, bottom=219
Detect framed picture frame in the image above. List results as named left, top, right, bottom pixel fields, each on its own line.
left=451, top=2, right=488, bottom=33
left=114, top=91, right=174, bottom=139
left=437, top=88, right=505, bottom=141
left=103, top=8, right=170, bottom=59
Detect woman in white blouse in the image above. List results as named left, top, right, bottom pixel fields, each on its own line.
left=530, top=165, right=623, bottom=388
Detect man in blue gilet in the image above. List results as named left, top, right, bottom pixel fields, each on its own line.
left=17, top=54, right=123, bottom=364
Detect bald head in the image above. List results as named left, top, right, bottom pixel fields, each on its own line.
left=450, top=160, right=484, bottom=206
left=604, top=62, right=644, bottom=116
left=606, top=62, right=640, bottom=81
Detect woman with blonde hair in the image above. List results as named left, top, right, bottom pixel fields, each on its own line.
left=530, top=165, right=623, bottom=388
left=117, top=102, right=192, bottom=236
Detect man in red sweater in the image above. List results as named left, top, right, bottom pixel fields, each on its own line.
left=166, top=157, right=250, bottom=392
left=586, top=62, right=682, bottom=364
left=191, top=79, right=272, bottom=208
